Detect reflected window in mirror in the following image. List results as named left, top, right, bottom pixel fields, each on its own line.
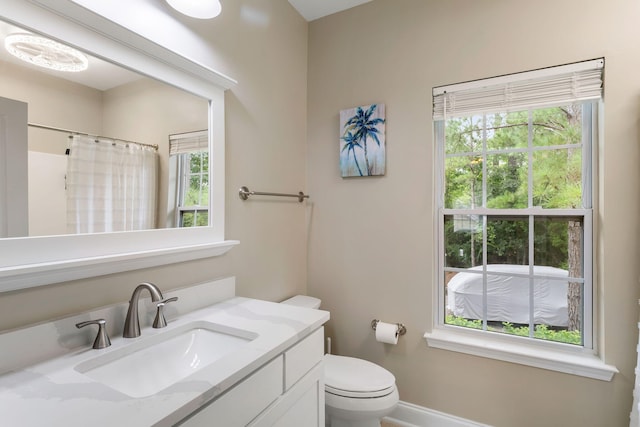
left=168, top=130, right=209, bottom=228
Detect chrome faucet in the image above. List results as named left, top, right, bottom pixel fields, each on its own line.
left=123, top=282, right=164, bottom=338
left=76, top=319, right=111, bottom=349
left=153, top=297, right=179, bottom=329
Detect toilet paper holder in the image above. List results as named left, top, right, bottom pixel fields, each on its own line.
left=371, top=319, right=407, bottom=336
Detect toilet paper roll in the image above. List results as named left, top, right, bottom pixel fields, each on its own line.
left=375, top=321, right=399, bottom=345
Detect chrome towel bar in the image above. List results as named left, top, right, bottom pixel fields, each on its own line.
left=239, top=186, right=309, bottom=203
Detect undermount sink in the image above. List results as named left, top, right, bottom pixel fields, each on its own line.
left=74, top=321, right=257, bottom=398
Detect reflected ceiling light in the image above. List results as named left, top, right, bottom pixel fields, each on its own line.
left=166, top=0, right=222, bottom=19
left=4, top=33, right=88, bottom=73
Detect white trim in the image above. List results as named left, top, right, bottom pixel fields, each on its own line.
left=0, top=239, right=239, bottom=292
left=384, top=400, right=492, bottom=427
left=424, top=327, right=617, bottom=381
left=23, top=0, right=237, bottom=92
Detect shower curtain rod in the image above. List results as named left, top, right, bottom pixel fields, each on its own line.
left=28, top=122, right=159, bottom=150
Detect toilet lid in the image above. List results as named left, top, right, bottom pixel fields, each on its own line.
left=324, top=354, right=396, bottom=398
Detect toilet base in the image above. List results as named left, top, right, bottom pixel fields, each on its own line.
left=325, top=388, right=399, bottom=427
left=328, top=419, right=383, bottom=427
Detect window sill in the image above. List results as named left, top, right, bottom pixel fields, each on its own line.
left=424, top=327, right=617, bottom=381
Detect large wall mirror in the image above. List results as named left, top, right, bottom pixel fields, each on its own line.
left=0, top=20, right=210, bottom=237
left=0, top=1, right=238, bottom=292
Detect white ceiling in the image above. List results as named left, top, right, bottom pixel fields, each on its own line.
left=287, top=0, right=372, bottom=21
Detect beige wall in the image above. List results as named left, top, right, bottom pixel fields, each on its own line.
left=307, top=0, right=640, bottom=426
left=0, top=0, right=308, bottom=328
left=0, top=60, right=103, bottom=154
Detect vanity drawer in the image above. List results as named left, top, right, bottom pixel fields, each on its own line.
left=284, top=327, right=324, bottom=390
left=179, top=355, right=283, bottom=427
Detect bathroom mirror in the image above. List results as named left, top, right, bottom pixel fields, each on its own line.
left=0, top=20, right=210, bottom=237
left=0, top=0, right=238, bottom=292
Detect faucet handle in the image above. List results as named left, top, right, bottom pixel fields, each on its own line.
left=76, top=319, right=111, bottom=349
left=153, top=297, right=178, bottom=329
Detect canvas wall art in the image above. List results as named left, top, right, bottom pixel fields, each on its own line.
left=339, top=103, right=386, bottom=177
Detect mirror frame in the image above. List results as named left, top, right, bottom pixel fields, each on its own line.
left=0, top=0, right=238, bottom=292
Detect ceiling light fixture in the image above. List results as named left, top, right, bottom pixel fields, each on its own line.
left=4, top=33, right=88, bottom=73
left=166, top=0, right=222, bottom=19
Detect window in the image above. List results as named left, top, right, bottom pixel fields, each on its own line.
left=433, top=60, right=603, bottom=352
left=169, top=130, right=209, bottom=228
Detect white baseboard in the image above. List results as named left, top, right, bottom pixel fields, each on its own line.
left=383, top=401, right=492, bottom=427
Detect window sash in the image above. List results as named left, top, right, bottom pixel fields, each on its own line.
left=175, top=151, right=209, bottom=227
left=440, top=103, right=595, bottom=212
left=178, top=206, right=208, bottom=228
left=435, top=99, right=596, bottom=349
left=438, top=209, right=593, bottom=348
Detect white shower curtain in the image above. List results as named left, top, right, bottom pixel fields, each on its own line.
left=66, top=135, right=158, bottom=234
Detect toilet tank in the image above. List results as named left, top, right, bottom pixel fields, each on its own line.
left=281, top=295, right=321, bottom=309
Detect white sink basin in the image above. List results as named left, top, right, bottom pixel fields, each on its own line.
left=75, top=321, right=257, bottom=398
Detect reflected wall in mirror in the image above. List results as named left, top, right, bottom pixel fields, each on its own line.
left=0, top=20, right=209, bottom=237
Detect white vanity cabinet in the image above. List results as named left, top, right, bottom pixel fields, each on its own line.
left=179, top=327, right=325, bottom=427
left=0, top=292, right=330, bottom=427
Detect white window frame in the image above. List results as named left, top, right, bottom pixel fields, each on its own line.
left=176, top=150, right=209, bottom=228
left=167, top=130, right=210, bottom=228
left=424, top=60, right=617, bottom=381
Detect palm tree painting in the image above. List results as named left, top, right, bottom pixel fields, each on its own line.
left=340, top=103, right=386, bottom=177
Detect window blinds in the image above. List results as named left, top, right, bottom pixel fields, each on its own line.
left=433, top=58, right=603, bottom=120
left=169, top=130, right=208, bottom=155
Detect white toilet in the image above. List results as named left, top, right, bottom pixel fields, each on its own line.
left=281, top=295, right=399, bottom=427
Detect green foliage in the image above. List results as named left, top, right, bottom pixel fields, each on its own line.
left=443, top=105, right=584, bottom=268
left=180, top=151, right=209, bottom=228
left=181, top=211, right=208, bottom=227
left=501, top=322, right=582, bottom=345
left=184, top=151, right=209, bottom=207
left=445, top=315, right=482, bottom=329
left=446, top=316, right=582, bottom=345
left=486, top=218, right=528, bottom=264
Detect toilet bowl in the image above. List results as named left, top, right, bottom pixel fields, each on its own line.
left=281, top=296, right=399, bottom=427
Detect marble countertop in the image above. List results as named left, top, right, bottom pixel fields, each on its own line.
left=0, top=296, right=329, bottom=426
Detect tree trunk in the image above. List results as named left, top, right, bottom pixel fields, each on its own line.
left=363, top=138, right=371, bottom=175
left=567, top=220, right=582, bottom=331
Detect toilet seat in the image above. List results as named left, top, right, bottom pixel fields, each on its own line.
left=324, top=354, right=396, bottom=398
left=326, top=384, right=395, bottom=398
